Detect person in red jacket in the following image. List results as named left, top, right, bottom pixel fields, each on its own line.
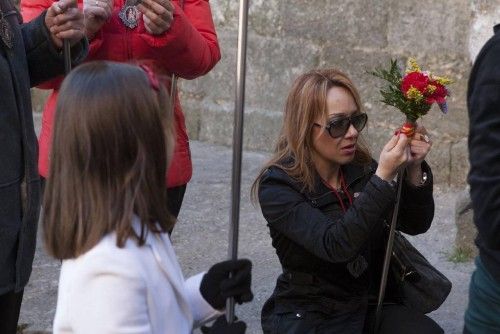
left=21, top=0, right=221, bottom=221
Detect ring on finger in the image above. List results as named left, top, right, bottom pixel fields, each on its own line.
left=95, top=0, right=98, bottom=6
left=422, top=134, right=430, bottom=143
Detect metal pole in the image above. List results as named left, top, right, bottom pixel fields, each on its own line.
left=226, top=0, right=249, bottom=324
left=60, top=0, right=72, bottom=74
left=373, top=171, right=404, bottom=333
left=64, top=39, right=71, bottom=74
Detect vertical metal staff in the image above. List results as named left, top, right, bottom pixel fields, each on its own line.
left=226, top=0, right=249, bottom=324
left=60, top=0, right=72, bottom=74
left=373, top=171, right=404, bottom=333
left=64, top=39, right=71, bottom=74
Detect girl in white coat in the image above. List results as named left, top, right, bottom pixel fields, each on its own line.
left=42, top=61, right=253, bottom=334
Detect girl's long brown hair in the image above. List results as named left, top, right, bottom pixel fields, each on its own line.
left=43, top=61, right=175, bottom=260
left=251, top=68, right=371, bottom=201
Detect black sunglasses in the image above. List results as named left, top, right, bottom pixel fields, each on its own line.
left=314, top=113, right=368, bottom=138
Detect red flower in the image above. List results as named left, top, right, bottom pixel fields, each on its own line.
left=401, top=71, right=429, bottom=95
left=425, top=80, right=448, bottom=105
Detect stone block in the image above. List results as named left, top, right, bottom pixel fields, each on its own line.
left=198, top=103, right=234, bottom=147
left=281, top=0, right=389, bottom=49
left=210, top=1, right=238, bottom=31
left=178, top=94, right=202, bottom=140
left=248, top=0, right=284, bottom=38
left=455, top=188, right=478, bottom=258
left=469, top=1, right=500, bottom=61
left=387, top=0, right=470, bottom=56
left=242, top=109, right=283, bottom=151
left=181, top=30, right=236, bottom=105
left=212, top=0, right=284, bottom=38
left=183, top=30, right=321, bottom=117
left=198, top=103, right=282, bottom=151
left=450, top=138, right=469, bottom=186
left=244, top=34, right=321, bottom=113
left=426, top=140, right=452, bottom=185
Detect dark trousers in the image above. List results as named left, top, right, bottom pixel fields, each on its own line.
left=166, top=184, right=187, bottom=219
left=364, top=304, right=443, bottom=334
left=167, top=184, right=187, bottom=234
left=463, top=257, right=500, bottom=334
left=263, top=303, right=443, bottom=334
left=40, top=176, right=45, bottom=200
left=0, top=289, right=24, bottom=334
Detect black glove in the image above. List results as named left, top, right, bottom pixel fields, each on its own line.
left=200, top=259, right=253, bottom=310
left=209, top=315, right=246, bottom=334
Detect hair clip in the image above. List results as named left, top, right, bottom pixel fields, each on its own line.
left=139, top=64, right=160, bottom=91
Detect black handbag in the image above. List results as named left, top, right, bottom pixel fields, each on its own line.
left=390, top=230, right=452, bottom=314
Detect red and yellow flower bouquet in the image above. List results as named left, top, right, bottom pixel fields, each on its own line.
left=371, top=58, right=452, bottom=137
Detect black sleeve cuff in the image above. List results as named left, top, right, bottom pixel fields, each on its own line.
left=402, top=161, right=434, bottom=205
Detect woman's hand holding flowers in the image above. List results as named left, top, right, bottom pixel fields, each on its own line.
left=376, top=134, right=410, bottom=182
left=376, top=124, right=432, bottom=186
left=406, top=125, right=432, bottom=186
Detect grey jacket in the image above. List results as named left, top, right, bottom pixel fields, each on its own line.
left=0, top=0, right=87, bottom=294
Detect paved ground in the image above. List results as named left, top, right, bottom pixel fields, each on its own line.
left=19, top=140, right=474, bottom=333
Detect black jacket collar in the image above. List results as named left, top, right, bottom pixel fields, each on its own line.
left=275, top=157, right=375, bottom=199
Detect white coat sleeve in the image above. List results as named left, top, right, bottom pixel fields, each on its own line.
left=68, top=255, right=153, bottom=333
left=184, top=272, right=223, bottom=328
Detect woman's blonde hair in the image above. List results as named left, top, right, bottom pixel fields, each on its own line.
left=252, top=68, right=371, bottom=201
left=43, top=61, right=175, bottom=259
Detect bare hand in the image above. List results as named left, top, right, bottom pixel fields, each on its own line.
left=405, top=125, right=433, bottom=186
left=45, top=0, right=85, bottom=49
left=407, top=125, right=432, bottom=167
left=83, top=0, right=114, bottom=39
left=137, top=0, right=174, bottom=35
left=376, top=134, right=410, bottom=181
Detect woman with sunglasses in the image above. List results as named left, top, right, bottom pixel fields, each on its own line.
left=252, top=69, right=443, bottom=333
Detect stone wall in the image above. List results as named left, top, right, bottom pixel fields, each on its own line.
left=28, top=0, right=500, bottom=186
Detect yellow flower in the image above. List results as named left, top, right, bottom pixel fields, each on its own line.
left=426, top=85, right=437, bottom=94
left=433, top=75, right=453, bottom=85
left=405, top=87, right=424, bottom=101
left=406, top=58, right=421, bottom=73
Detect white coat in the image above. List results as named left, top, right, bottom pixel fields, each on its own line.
left=53, top=216, right=221, bottom=333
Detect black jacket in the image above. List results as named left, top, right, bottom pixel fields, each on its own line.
left=258, top=159, right=434, bottom=318
left=467, top=24, right=500, bottom=282
left=0, top=0, right=87, bottom=294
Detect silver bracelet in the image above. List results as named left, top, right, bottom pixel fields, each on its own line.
left=418, top=172, right=428, bottom=186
